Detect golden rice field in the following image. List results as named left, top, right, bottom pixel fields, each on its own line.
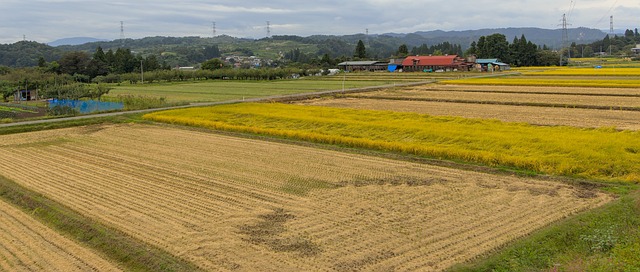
left=0, top=124, right=611, bottom=271
left=299, top=98, right=640, bottom=131
left=0, top=199, right=121, bottom=271
left=144, top=103, right=640, bottom=182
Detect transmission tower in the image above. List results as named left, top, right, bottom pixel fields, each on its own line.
left=366, top=28, right=369, bottom=46
left=609, top=16, right=614, bottom=56
left=120, top=21, right=125, bottom=47
left=212, top=21, right=216, bottom=38
left=559, top=14, right=571, bottom=65
left=266, top=21, right=271, bottom=38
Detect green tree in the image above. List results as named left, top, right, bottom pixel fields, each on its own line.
left=86, top=47, right=109, bottom=78
left=354, top=40, right=367, bottom=59
left=466, top=41, right=478, bottom=56
left=203, top=45, right=221, bottom=59
left=58, top=51, right=90, bottom=76
left=201, top=58, right=225, bottom=70
left=397, top=44, right=409, bottom=57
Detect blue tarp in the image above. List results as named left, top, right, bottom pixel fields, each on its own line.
left=388, top=64, right=398, bottom=72
left=49, top=99, right=124, bottom=114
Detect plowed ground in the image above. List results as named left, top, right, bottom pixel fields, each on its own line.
left=0, top=199, right=120, bottom=271
left=0, top=124, right=611, bottom=271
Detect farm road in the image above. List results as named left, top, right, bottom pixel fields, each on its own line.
left=0, top=81, right=434, bottom=128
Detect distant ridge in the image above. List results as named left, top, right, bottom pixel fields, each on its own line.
left=383, top=27, right=606, bottom=48
left=48, top=37, right=110, bottom=46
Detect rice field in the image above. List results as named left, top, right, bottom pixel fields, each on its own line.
left=440, top=77, right=640, bottom=88
left=521, top=67, right=640, bottom=76
left=347, top=88, right=640, bottom=109
left=0, top=199, right=121, bottom=271
left=143, top=103, right=640, bottom=182
left=0, top=124, right=611, bottom=271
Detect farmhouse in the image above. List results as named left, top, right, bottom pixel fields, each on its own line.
left=401, top=55, right=471, bottom=72
left=475, top=59, right=511, bottom=72
left=632, top=44, right=640, bottom=55
left=13, top=89, right=38, bottom=101
left=337, top=61, right=389, bottom=72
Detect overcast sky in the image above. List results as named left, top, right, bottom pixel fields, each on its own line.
left=1, top=0, right=639, bottom=44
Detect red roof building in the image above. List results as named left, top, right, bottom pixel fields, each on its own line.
left=401, top=55, right=471, bottom=72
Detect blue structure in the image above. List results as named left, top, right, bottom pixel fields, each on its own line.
left=49, top=99, right=124, bottom=114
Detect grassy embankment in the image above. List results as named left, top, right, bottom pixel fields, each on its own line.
left=144, top=103, right=640, bottom=183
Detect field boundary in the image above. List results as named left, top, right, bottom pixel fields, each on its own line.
left=0, top=174, right=202, bottom=272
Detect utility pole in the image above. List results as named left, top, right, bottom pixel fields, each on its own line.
left=140, top=60, right=144, bottom=84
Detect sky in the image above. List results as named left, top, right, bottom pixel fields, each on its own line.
left=1, top=0, right=639, bottom=44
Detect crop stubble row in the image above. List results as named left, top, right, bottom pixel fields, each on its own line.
left=0, top=124, right=611, bottom=271
left=0, top=199, right=120, bottom=271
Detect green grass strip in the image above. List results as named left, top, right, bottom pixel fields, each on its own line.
left=143, top=103, right=640, bottom=182
left=449, top=188, right=640, bottom=271
left=0, top=174, right=201, bottom=271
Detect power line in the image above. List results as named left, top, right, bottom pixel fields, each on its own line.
left=593, top=0, right=619, bottom=28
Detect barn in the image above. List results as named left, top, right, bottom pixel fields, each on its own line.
left=632, top=44, right=640, bottom=55
left=337, top=61, right=389, bottom=72
left=475, top=59, right=511, bottom=72
left=401, top=55, right=471, bottom=72
left=13, top=89, right=38, bottom=101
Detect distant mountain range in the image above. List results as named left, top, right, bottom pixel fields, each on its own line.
left=48, top=37, right=110, bottom=47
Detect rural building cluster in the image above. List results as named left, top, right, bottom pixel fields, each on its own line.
left=338, top=55, right=510, bottom=73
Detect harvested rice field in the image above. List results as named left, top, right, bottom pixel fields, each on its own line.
left=347, top=86, right=640, bottom=108
left=294, top=83, right=640, bottom=130
left=0, top=199, right=120, bottom=272
left=0, top=124, right=611, bottom=271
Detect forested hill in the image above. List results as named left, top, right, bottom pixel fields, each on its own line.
left=384, top=27, right=606, bottom=50
left=0, top=41, right=62, bottom=67
left=0, top=27, right=608, bottom=68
